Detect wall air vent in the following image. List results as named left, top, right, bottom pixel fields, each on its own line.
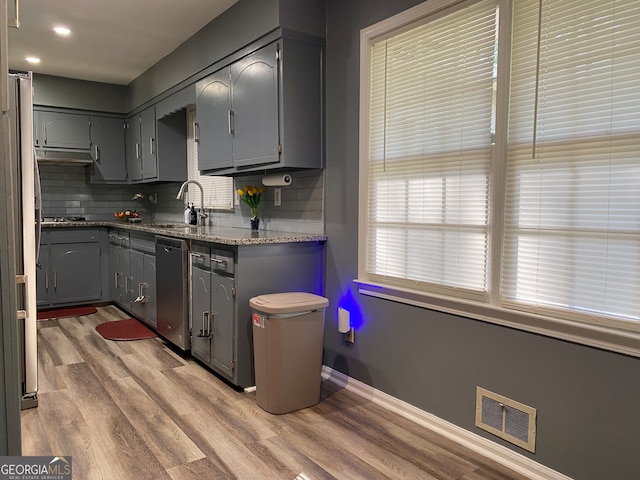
left=475, top=386, right=537, bottom=453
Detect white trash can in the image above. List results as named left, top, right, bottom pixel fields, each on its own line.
left=250, top=292, right=329, bottom=414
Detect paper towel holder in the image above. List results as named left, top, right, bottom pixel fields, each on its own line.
left=262, top=174, right=292, bottom=187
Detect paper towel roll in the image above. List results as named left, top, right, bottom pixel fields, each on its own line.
left=262, top=174, right=292, bottom=187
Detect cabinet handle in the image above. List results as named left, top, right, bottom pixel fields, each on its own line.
left=114, top=272, right=119, bottom=289
left=43, top=125, right=48, bottom=145
left=195, top=122, right=200, bottom=143
left=94, top=144, right=100, bottom=162
left=135, top=143, right=141, bottom=159
left=53, top=272, right=57, bottom=290
left=228, top=110, right=235, bottom=135
left=125, top=276, right=130, bottom=293
left=134, top=282, right=147, bottom=303
left=45, top=273, right=48, bottom=291
left=197, top=311, right=211, bottom=337
left=149, top=137, right=154, bottom=156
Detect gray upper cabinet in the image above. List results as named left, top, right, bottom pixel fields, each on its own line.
left=140, top=106, right=157, bottom=180
left=196, top=69, right=233, bottom=171
left=196, top=38, right=323, bottom=175
left=125, top=113, right=142, bottom=181
left=231, top=42, right=279, bottom=169
left=89, top=116, right=127, bottom=184
left=126, top=104, right=187, bottom=183
left=34, top=110, right=91, bottom=149
left=126, top=107, right=154, bottom=182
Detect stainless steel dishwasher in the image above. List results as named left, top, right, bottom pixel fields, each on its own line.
left=155, top=236, right=190, bottom=350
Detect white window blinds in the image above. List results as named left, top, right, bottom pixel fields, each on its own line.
left=503, top=0, right=640, bottom=322
left=186, top=108, right=233, bottom=209
left=366, top=0, right=498, bottom=300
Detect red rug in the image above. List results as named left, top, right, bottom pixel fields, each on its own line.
left=37, top=305, right=97, bottom=321
left=95, top=318, right=157, bottom=341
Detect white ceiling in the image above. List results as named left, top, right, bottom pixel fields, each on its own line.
left=8, top=0, right=239, bottom=85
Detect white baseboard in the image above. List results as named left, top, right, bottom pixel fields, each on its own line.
left=321, top=366, right=572, bottom=480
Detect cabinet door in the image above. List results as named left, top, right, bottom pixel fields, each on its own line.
left=230, top=42, right=279, bottom=169
left=191, top=264, right=211, bottom=364
left=119, top=246, right=132, bottom=308
left=37, top=111, right=91, bottom=149
left=143, top=253, right=157, bottom=328
left=210, top=273, right=235, bottom=378
left=89, top=116, right=126, bottom=183
left=126, top=115, right=142, bottom=182
left=141, top=106, right=157, bottom=180
left=36, top=247, right=51, bottom=307
left=50, top=243, right=101, bottom=304
left=196, top=69, right=233, bottom=172
left=130, top=250, right=145, bottom=320
left=108, top=240, right=119, bottom=303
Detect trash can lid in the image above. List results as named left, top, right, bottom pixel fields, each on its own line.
left=249, top=292, right=329, bottom=314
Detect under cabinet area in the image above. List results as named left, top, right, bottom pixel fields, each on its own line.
left=37, top=229, right=108, bottom=308
left=196, top=37, right=323, bottom=175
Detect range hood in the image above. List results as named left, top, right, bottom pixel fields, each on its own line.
left=35, top=149, right=94, bottom=167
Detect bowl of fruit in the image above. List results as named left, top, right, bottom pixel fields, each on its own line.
left=113, top=210, right=141, bottom=222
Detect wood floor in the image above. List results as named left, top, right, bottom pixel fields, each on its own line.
left=22, top=305, right=529, bottom=480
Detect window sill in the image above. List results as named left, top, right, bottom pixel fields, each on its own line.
left=354, top=279, right=640, bottom=358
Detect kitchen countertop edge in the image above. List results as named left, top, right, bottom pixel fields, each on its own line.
left=41, top=221, right=327, bottom=246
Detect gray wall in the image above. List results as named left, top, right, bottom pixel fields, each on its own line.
left=322, top=1, right=640, bottom=479
left=127, top=0, right=325, bottom=111
left=33, top=74, right=127, bottom=113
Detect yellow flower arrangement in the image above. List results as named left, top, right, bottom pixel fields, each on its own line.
left=237, top=185, right=264, bottom=218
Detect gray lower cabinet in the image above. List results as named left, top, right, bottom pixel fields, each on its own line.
left=109, top=230, right=156, bottom=327
left=89, top=115, right=127, bottom=184
left=191, top=247, right=235, bottom=380
left=108, top=230, right=131, bottom=309
left=130, top=235, right=157, bottom=328
left=196, top=38, right=323, bottom=175
left=190, top=240, right=325, bottom=388
left=37, top=229, right=106, bottom=308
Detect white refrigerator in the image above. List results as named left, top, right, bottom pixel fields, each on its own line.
left=5, top=72, right=39, bottom=410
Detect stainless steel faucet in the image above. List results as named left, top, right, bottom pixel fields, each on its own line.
left=176, top=180, right=207, bottom=226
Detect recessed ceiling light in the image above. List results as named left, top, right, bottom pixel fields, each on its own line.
left=53, top=26, right=71, bottom=36
left=25, top=57, right=41, bottom=64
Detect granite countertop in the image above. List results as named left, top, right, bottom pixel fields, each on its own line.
left=41, top=221, right=327, bottom=246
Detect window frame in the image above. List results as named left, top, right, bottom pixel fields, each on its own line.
left=356, top=0, right=640, bottom=357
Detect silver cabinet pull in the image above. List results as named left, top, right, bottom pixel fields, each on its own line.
left=53, top=272, right=57, bottom=290
left=134, top=282, right=147, bottom=303
left=228, top=110, right=235, bottom=135
left=45, top=273, right=49, bottom=291
left=94, top=144, right=100, bottom=162
left=195, top=122, right=200, bottom=143
left=149, top=137, right=154, bottom=155
left=197, top=311, right=211, bottom=337
left=135, top=143, right=141, bottom=159
left=114, top=272, right=119, bottom=289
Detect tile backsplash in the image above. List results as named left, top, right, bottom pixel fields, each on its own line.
left=39, top=165, right=325, bottom=234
